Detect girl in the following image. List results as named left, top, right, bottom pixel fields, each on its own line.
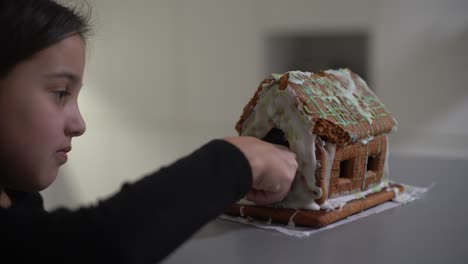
left=0, top=0, right=297, bottom=263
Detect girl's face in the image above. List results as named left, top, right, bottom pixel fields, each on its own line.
left=0, top=34, right=86, bottom=192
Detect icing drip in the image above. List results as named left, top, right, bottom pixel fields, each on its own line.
left=382, top=135, right=390, bottom=182
left=323, top=140, right=337, bottom=198
left=361, top=142, right=370, bottom=190
left=288, top=210, right=300, bottom=227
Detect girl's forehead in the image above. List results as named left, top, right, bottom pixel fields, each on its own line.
left=34, top=35, right=85, bottom=66
left=15, top=35, right=86, bottom=80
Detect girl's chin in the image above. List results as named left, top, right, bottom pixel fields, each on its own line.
left=30, top=171, right=58, bottom=191
left=39, top=176, right=58, bottom=190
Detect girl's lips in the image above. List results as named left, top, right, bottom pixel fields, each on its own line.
left=55, top=151, right=68, bottom=163
left=56, top=146, right=71, bottom=163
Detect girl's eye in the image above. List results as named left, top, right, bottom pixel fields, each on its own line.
left=54, top=90, right=70, bottom=101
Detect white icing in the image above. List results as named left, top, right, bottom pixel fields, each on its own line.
left=323, top=140, right=336, bottom=198
left=390, top=186, right=416, bottom=203
left=241, top=84, right=323, bottom=210
left=382, top=135, right=390, bottom=182
left=289, top=71, right=312, bottom=85
left=237, top=198, right=255, bottom=205
left=240, top=206, right=245, bottom=217
left=360, top=136, right=374, bottom=145
left=320, top=180, right=390, bottom=211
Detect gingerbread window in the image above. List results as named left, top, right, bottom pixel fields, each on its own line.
left=335, top=158, right=353, bottom=190
left=365, top=152, right=383, bottom=186
left=366, top=155, right=379, bottom=174
left=339, top=159, right=354, bottom=180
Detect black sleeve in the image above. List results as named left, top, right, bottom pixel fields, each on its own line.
left=0, top=140, right=252, bottom=263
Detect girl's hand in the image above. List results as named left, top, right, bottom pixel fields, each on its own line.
left=224, top=136, right=298, bottom=205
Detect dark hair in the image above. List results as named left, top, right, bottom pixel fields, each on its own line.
left=0, top=0, right=92, bottom=78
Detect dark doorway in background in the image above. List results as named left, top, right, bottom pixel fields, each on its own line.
left=264, top=32, right=369, bottom=86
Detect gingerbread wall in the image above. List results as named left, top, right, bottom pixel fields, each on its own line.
left=327, top=135, right=387, bottom=198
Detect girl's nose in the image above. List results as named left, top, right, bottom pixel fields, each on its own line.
left=65, top=105, right=86, bottom=137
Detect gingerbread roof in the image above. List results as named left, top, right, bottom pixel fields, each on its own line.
left=236, top=69, right=397, bottom=145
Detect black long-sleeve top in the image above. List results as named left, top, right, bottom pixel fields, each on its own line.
left=0, top=140, right=252, bottom=263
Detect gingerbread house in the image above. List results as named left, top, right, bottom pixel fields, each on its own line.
left=226, top=69, right=402, bottom=227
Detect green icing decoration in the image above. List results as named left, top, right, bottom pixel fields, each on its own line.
left=272, top=73, right=283, bottom=81
left=282, top=69, right=393, bottom=143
